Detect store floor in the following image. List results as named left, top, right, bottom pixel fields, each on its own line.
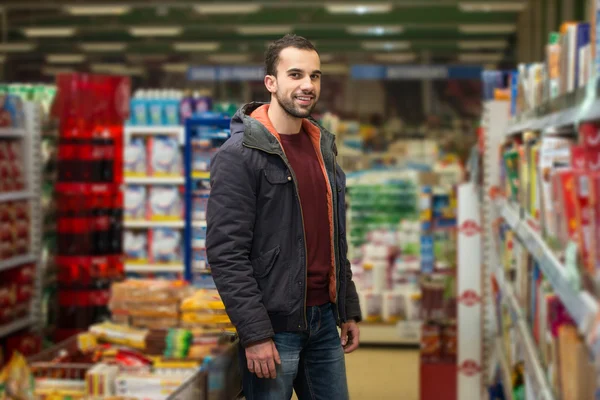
left=292, top=347, right=419, bottom=400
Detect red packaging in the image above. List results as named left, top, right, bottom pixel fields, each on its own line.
left=16, top=284, right=33, bottom=303
left=579, top=122, right=600, bottom=150
left=5, top=333, right=41, bottom=360
left=421, top=323, right=442, bottom=364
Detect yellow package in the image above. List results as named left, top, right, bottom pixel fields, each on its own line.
left=180, top=289, right=226, bottom=312
left=0, top=352, right=33, bottom=400
left=181, top=312, right=231, bottom=325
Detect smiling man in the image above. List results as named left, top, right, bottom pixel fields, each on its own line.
left=206, top=34, right=362, bottom=400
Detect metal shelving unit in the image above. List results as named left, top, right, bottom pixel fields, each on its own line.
left=0, top=102, right=43, bottom=338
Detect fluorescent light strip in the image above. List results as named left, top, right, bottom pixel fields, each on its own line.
left=80, top=42, right=127, bottom=52
left=91, top=63, right=145, bottom=76
left=64, top=6, right=131, bottom=15
left=208, top=54, right=250, bottom=63
left=23, top=27, right=76, bottom=37
left=373, top=52, right=417, bottom=63
left=194, top=4, right=261, bottom=14
left=173, top=42, right=220, bottom=52
left=46, top=54, right=86, bottom=64
left=236, top=26, right=292, bottom=35
left=129, top=27, right=182, bottom=37
left=458, top=53, right=504, bottom=62
left=321, top=64, right=349, bottom=74
left=42, top=66, right=75, bottom=76
left=126, top=54, right=169, bottom=63
left=326, top=3, right=392, bottom=14
left=458, top=40, right=508, bottom=49
left=361, top=41, right=411, bottom=51
left=0, top=43, right=36, bottom=52
left=162, top=63, right=189, bottom=73
left=347, top=25, right=404, bottom=35
left=459, top=2, right=526, bottom=12
left=459, top=24, right=516, bottom=34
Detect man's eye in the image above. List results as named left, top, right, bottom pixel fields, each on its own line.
left=290, top=73, right=300, bottom=78
left=311, top=75, right=320, bottom=80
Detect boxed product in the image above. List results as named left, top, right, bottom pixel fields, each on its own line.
left=124, top=230, right=149, bottom=264
left=148, top=186, right=183, bottom=221
left=124, top=137, right=148, bottom=176
left=150, top=228, right=183, bottom=264
left=193, top=190, right=210, bottom=221
left=148, top=136, right=182, bottom=177
left=359, top=290, right=383, bottom=323
left=0, top=94, right=25, bottom=128
left=125, top=185, right=147, bottom=221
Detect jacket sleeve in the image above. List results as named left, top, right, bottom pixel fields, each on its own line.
left=337, top=165, right=362, bottom=323
left=206, top=143, right=274, bottom=347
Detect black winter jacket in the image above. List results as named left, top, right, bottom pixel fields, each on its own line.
left=206, top=102, right=361, bottom=347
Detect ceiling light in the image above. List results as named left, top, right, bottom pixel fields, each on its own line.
left=129, top=26, right=182, bottom=37
left=458, top=53, right=504, bottom=62
left=194, top=4, right=261, bottom=14
left=321, top=64, right=349, bottom=74
left=42, top=66, right=76, bottom=76
left=46, top=54, right=86, bottom=64
left=0, top=43, right=36, bottom=52
left=162, top=63, right=189, bottom=73
left=173, top=42, right=220, bottom=52
left=64, top=6, right=131, bottom=15
left=459, top=24, right=516, bottom=34
left=458, top=40, right=508, bottom=49
left=126, top=54, right=169, bottom=63
left=361, top=41, right=411, bottom=51
left=325, top=3, right=392, bottom=14
left=373, top=53, right=417, bottom=63
left=236, top=26, right=292, bottom=35
left=347, top=25, right=404, bottom=35
left=459, top=2, right=526, bottom=12
left=208, top=54, right=250, bottom=63
left=80, top=42, right=127, bottom=52
left=23, top=27, right=76, bottom=37
left=91, top=63, right=145, bottom=76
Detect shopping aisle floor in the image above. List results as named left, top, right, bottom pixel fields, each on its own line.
left=292, top=347, right=419, bottom=400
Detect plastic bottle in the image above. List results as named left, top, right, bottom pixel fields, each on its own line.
left=179, top=89, right=194, bottom=122
left=164, top=89, right=180, bottom=125
left=131, top=89, right=148, bottom=126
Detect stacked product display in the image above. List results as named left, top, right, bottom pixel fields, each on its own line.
left=0, top=279, right=239, bottom=400
left=346, top=165, right=462, bottom=347
left=52, top=74, right=130, bottom=343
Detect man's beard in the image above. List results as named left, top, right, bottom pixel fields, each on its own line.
left=274, top=90, right=316, bottom=118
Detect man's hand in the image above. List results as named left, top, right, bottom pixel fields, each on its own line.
left=245, top=338, right=281, bottom=379
left=340, top=320, right=360, bottom=353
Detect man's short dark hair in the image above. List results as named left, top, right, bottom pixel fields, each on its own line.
left=264, top=34, right=318, bottom=76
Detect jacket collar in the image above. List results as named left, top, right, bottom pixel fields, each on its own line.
left=232, top=102, right=337, bottom=156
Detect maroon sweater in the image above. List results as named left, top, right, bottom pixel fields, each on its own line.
left=279, top=130, right=332, bottom=307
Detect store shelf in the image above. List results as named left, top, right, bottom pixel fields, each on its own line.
left=125, top=264, right=184, bottom=273
left=0, top=317, right=32, bottom=339
left=0, top=254, right=36, bottom=273
left=193, top=220, right=207, bottom=228
left=495, top=338, right=514, bottom=400
left=124, top=125, right=185, bottom=144
left=360, top=322, right=421, bottom=345
left=124, top=220, right=185, bottom=229
left=0, top=127, right=27, bottom=138
left=500, top=201, right=599, bottom=332
left=124, top=176, right=185, bottom=185
left=504, top=78, right=600, bottom=136
left=0, top=190, right=32, bottom=203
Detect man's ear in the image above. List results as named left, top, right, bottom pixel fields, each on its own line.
left=264, top=75, right=277, bottom=94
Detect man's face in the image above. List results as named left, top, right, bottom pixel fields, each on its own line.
left=268, top=47, right=321, bottom=118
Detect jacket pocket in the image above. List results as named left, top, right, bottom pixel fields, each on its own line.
left=250, top=245, right=280, bottom=278
left=264, top=167, right=292, bottom=185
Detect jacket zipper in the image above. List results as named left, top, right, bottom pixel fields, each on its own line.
left=242, top=142, right=310, bottom=330
left=331, top=144, right=341, bottom=325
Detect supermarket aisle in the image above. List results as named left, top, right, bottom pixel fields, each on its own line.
left=291, top=347, right=419, bottom=400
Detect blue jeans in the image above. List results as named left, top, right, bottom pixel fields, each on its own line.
left=239, top=303, right=349, bottom=400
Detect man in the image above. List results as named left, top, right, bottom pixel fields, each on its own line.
left=206, top=34, right=361, bottom=400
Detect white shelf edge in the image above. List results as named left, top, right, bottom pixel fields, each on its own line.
left=125, top=264, right=184, bottom=273
left=124, top=220, right=185, bottom=229
left=500, top=202, right=599, bottom=332
left=0, top=254, right=36, bottom=272
left=124, top=176, right=185, bottom=185
left=0, top=317, right=32, bottom=338
left=0, top=128, right=27, bottom=138
left=193, top=220, right=207, bottom=228
left=124, top=125, right=184, bottom=135
left=0, top=191, right=32, bottom=203
left=516, top=320, right=555, bottom=400
left=495, top=338, right=514, bottom=400
left=359, top=322, right=421, bottom=345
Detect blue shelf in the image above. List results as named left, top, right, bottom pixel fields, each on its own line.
left=183, top=114, right=231, bottom=284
